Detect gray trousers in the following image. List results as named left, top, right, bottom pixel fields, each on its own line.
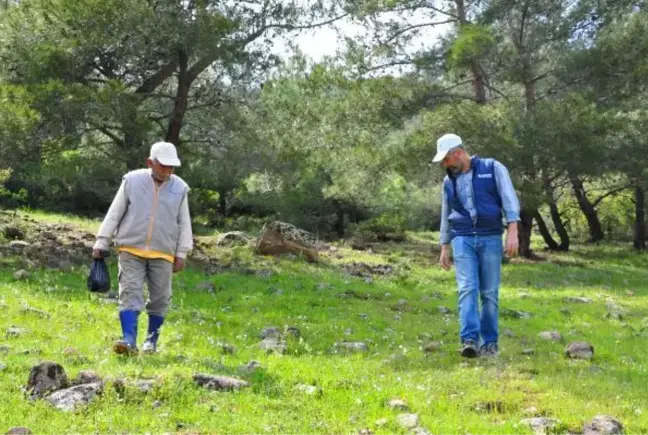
left=118, top=251, right=173, bottom=317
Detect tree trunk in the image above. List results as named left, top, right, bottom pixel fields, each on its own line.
left=165, top=50, right=191, bottom=146
left=333, top=199, right=345, bottom=237
left=543, top=175, right=569, bottom=250
left=533, top=210, right=560, bottom=250
left=634, top=183, right=646, bottom=250
left=518, top=208, right=534, bottom=258
left=218, top=191, right=228, bottom=217
left=455, top=0, right=487, bottom=104
left=570, top=176, right=604, bottom=242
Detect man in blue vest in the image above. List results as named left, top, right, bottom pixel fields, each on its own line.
left=434, top=133, right=520, bottom=358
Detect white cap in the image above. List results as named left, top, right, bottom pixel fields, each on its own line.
left=432, top=133, right=463, bottom=163
left=149, top=141, right=181, bottom=167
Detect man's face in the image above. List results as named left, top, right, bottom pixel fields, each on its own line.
left=147, top=158, right=175, bottom=182
left=441, top=149, right=463, bottom=173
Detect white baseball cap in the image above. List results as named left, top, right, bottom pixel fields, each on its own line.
left=432, top=133, right=463, bottom=163
left=149, top=141, right=181, bottom=167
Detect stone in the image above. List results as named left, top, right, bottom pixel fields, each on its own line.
left=565, top=341, right=594, bottom=360
left=583, top=415, right=623, bottom=435
left=73, top=370, right=102, bottom=386
left=135, top=379, right=157, bottom=393
left=0, top=362, right=6, bottom=371
left=255, top=221, right=322, bottom=262
left=296, top=384, right=322, bottom=396
left=521, top=417, right=561, bottom=435
left=216, top=231, right=252, bottom=247
left=523, top=406, right=539, bottom=416
left=413, top=427, right=431, bottom=435
left=423, top=342, right=441, bottom=353
left=5, top=427, right=32, bottom=435
left=13, top=270, right=29, bottom=280
left=26, top=362, right=69, bottom=397
left=4, top=226, right=26, bottom=240
left=193, top=374, right=249, bottom=391
left=6, top=326, right=25, bottom=338
left=260, top=326, right=282, bottom=339
left=334, top=341, right=369, bottom=352
left=502, top=308, right=532, bottom=319
left=539, top=331, right=563, bottom=341
left=375, top=418, right=389, bottom=427
left=396, top=413, right=419, bottom=430
left=10, top=241, right=29, bottom=249
left=285, top=326, right=301, bottom=338
left=388, top=399, right=409, bottom=411
left=221, top=343, right=236, bottom=355
left=437, top=306, right=451, bottom=315
left=196, top=281, right=215, bottom=293
left=46, top=382, right=103, bottom=412
left=259, top=337, right=287, bottom=354
left=605, top=302, right=627, bottom=320
left=564, top=296, right=592, bottom=304
left=238, top=360, right=263, bottom=374
left=522, top=349, right=536, bottom=355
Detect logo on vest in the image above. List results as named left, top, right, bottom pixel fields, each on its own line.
left=477, top=173, right=493, bottom=179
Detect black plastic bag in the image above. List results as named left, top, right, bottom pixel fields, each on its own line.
left=87, top=258, right=110, bottom=293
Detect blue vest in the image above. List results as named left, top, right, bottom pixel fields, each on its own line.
left=443, top=157, right=503, bottom=239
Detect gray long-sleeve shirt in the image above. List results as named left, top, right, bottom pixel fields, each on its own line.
left=440, top=159, right=520, bottom=245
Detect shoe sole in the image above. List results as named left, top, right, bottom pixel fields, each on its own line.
left=461, top=347, right=479, bottom=358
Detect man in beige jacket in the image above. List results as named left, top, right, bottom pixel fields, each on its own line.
left=93, top=141, right=193, bottom=354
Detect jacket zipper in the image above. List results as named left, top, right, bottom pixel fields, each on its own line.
left=145, top=182, right=161, bottom=250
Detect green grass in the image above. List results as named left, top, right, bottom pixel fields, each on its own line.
left=1, top=214, right=647, bottom=433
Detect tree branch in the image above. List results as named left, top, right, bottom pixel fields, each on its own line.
left=380, top=20, right=456, bottom=45
left=592, top=185, right=631, bottom=207
left=135, top=59, right=179, bottom=95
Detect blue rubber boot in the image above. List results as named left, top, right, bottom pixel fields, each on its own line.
left=114, top=310, right=139, bottom=355
left=142, top=314, right=164, bottom=354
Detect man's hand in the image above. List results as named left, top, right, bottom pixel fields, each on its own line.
left=92, top=249, right=102, bottom=259
left=439, top=244, right=452, bottom=270
left=173, top=257, right=185, bottom=273
left=505, top=222, right=519, bottom=257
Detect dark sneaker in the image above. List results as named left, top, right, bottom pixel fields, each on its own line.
left=480, top=342, right=498, bottom=357
left=113, top=340, right=138, bottom=356
left=461, top=340, right=479, bottom=358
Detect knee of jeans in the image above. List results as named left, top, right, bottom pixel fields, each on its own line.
left=480, top=287, right=499, bottom=304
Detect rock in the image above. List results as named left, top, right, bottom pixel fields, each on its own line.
left=344, top=328, right=354, bottom=336
left=238, top=360, right=263, bottom=374
left=539, top=331, right=563, bottom=341
left=565, top=341, right=594, bottom=360
left=0, top=345, right=9, bottom=354
left=502, top=308, right=532, bottom=319
left=502, top=328, right=516, bottom=338
left=413, top=427, right=431, bottom=435
left=564, top=296, right=592, bottom=304
left=259, top=337, right=287, bottom=354
left=63, top=347, right=78, bottom=356
left=20, top=306, right=50, bottom=318
left=46, top=382, right=103, bottom=412
left=605, top=302, right=627, bottom=320
left=10, top=241, right=29, bottom=249
left=73, top=370, right=102, bottom=386
left=521, top=417, right=561, bottom=435
left=152, top=400, right=162, bottom=409
left=193, top=374, right=249, bottom=391
left=388, top=399, right=409, bottom=411
left=196, top=281, right=215, bottom=293
left=216, top=231, right=252, bottom=247
left=13, top=270, right=30, bottom=280
left=344, top=262, right=394, bottom=278
left=255, top=221, right=322, bottom=262
left=583, top=415, right=623, bottom=435
left=285, top=326, right=301, bottom=338
left=4, top=226, right=25, bottom=240
left=560, top=308, right=572, bottom=316
left=5, top=427, right=32, bottom=435
left=522, top=349, right=536, bottom=355
left=375, top=418, right=389, bottom=427
left=260, top=326, right=282, bottom=339
left=437, top=306, right=451, bottom=315
left=135, top=379, right=157, bottom=393
left=396, top=413, right=419, bottom=430
left=220, top=343, right=236, bottom=355
left=296, top=384, right=322, bottom=396
left=0, top=362, right=6, bottom=371
left=334, top=341, right=369, bottom=352
left=423, top=342, right=441, bottom=353
left=26, top=362, right=69, bottom=397
left=6, top=326, right=25, bottom=338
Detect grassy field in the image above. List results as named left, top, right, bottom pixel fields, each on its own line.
left=0, top=212, right=647, bottom=434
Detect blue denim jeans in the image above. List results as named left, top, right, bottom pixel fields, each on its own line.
left=451, top=234, right=503, bottom=345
